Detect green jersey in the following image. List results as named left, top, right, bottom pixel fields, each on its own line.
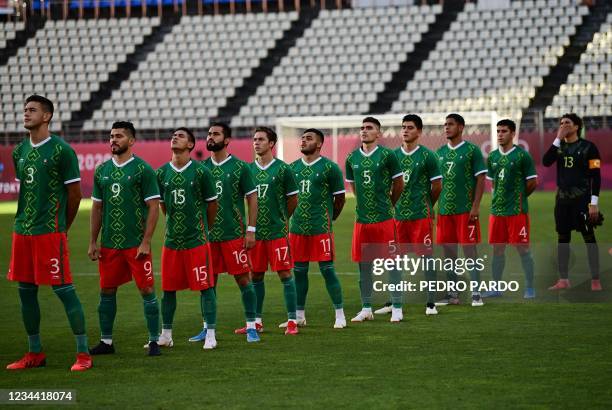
left=157, top=160, right=218, bottom=249
left=487, top=145, right=537, bottom=216
left=394, top=145, right=442, bottom=221
left=92, top=156, right=160, bottom=249
left=345, top=145, right=403, bottom=224
left=202, top=155, right=257, bottom=242
left=289, top=156, right=345, bottom=235
left=12, top=135, right=80, bottom=235
left=250, top=158, right=298, bottom=241
left=436, top=141, right=487, bottom=215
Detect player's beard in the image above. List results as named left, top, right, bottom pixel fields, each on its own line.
left=300, top=146, right=316, bottom=155
left=111, top=144, right=128, bottom=155
left=206, top=140, right=224, bottom=152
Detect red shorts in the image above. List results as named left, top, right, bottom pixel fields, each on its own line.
left=489, top=214, right=530, bottom=244
left=249, top=237, right=294, bottom=272
left=289, top=233, right=334, bottom=262
left=99, top=247, right=154, bottom=289
left=436, top=213, right=481, bottom=244
left=209, top=238, right=251, bottom=276
left=161, top=244, right=215, bottom=291
left=395, top=218, right=434, bottom=256
left=8, top=232, right=72, bottom=286
left=352, top=219, right=397, bottom=262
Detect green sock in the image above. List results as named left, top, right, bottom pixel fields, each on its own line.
left=294, top=262, right=309, bottom=310
left=53, top=284, right=88, bottom=353
left=319, top=261, right=343, bottom=309
left=252, top=278, right=265, bottom=319
left=389, top=269, right=403, bottom=308
left=492, top=254, right=505, bottom=281
left=424, top=260, right=437, bottom=305
left=18, top=283, right=41, bottom=353
left=281, top=276, right=297, bottom=320
left=239, top=282, right=257, bottom=322
left=98, top=293, right=117, bottom=340
left=358, top=262, right=373, bottom=308
left=520, top=251, right=535, bottom=288
left=161, top=291, right=176, bottom=330
left=200, top=289, right=216, bottom=329
left=142, top=293, right=160, bottom=342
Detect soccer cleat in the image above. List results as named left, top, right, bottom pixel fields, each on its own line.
left=591, top=279, right=602, bottom=291
left=435, top=295, right=460, bottom=306
left=89, top=341, right=115, bottom=355
left=203, top=338, right=217, bottom=350
left=425, top=304, right=438, bottom=315
left=333, top=317, right=347, bottom=329
left=70, top=353, right=93, bottom=372
left=374, top=304, right=393, bottom=315
left=523, top=288, right=536, bottom=299
left=6, top=352, right=46, bottom=370
left=351, top=310, right=374, bottom=322
left=246, top=328, right=260, bottom=343
left=188, top=328, right=207, bottom=342
left=471, top=294, right=484, bottom=307
left=144, top=334, right=173, bottom=348
left=548, top=279, right=571, bottom=290
left=278, top=318, right=306, bottom=328
left=390, top=308, right=403, bottom=323
left=235, top=322, right=263, bottom=334
left=147, top=341, right=161, bottom=356
left=481, top=291, right=503, bottom=298
left=285, top=321, right=299, bottom=335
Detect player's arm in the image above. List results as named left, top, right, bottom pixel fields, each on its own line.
left=245, top=191, right=257, bottom=249
left=542, top=128, right=568, bottom=167
left=587, top=144, right=601, bottom=222
left=66, top=182, right=82, bottom=230
left=206, top=199, right=218, bottom=230
left=159, top=202, right=166, bottom=215
left=470, top=173, right=486, bottom=221
left=427, top=155, right=443, bottom=206
left=390, top=176, right=403, bottom=206
left=89, top=199, right=102, bottom=260
left=526, top=178, right=537, bottom=196
left=286, top=193, right=298, bottom=218
left=345, top=155, right=355, bottom=194
left=137, top=198, right=160, bottom=259
left=332, top=193, right=345, bottom=220
left=430, top=178, right=442, bottom=206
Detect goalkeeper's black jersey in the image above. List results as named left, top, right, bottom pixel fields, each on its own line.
left=543, top=138, right=601, bottom=201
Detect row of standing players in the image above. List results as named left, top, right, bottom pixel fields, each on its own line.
left=6, top=95, right=603, bottom=371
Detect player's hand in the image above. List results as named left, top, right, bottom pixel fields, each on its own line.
left=88, top=242, right=101, bottom=261
left=469, top=207, right=480, bottom=223
left=244, top=231, right=256, bottom=250
left=556, top=125, right=571, bottom=140
left=136, top=242, right=151, bottom=259
left=589, top=204, right=599, bottom=223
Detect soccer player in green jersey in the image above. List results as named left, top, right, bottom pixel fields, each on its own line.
left=285, top=128, right=347, bottom=329
left=435, top=113, right=487, bottom=307
left=248, top=127, right=300, bottom=335
left=190, top=122, right=260, bottom=343
left=155, top=128, right=219, bottom=349
left=88, top=121, right=162, bottom=356
left=345, top=117, right=404, bottom=323
left=485, top=119, right=537, bottom=299
left=6, top=95, right=92, bottom=371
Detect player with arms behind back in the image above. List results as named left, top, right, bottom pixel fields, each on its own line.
left=543, top=113, right=602, bottom=291
left=156, top=128, right=219, bottom=349
left=485, top=119, right=537, bottom=299
left=6, top=95, right=92, bottom=371
left=286, top=128, right=347, bottom=329
left=345, top=117, right=404, bottom=323
left=88, top=121, right=162, bottom=356
left=249, top=127, right=300, bottom=335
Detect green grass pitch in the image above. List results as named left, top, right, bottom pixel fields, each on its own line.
left=1, top=192, right=611, bottom=408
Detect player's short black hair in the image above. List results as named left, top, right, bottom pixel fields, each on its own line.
left=303, top=128, right=324, bottom=143
left=112, top=121, right=136, bottom=138
left=402, top=114, right=423, bottom=130
left=561, top=113, right=583, bottom=135
left=496, top=119, right=516, bottom=133
left=255, top=126, right=277, bottom=147
left=446, top=113, right=465, bottom=126
left=362, top=116, right=381, bottom=129
left=210, top=122, right=231, bottom=139
left=174, top=127, right=196, bottom=151
left=25, top=95, right=54, bottom=119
